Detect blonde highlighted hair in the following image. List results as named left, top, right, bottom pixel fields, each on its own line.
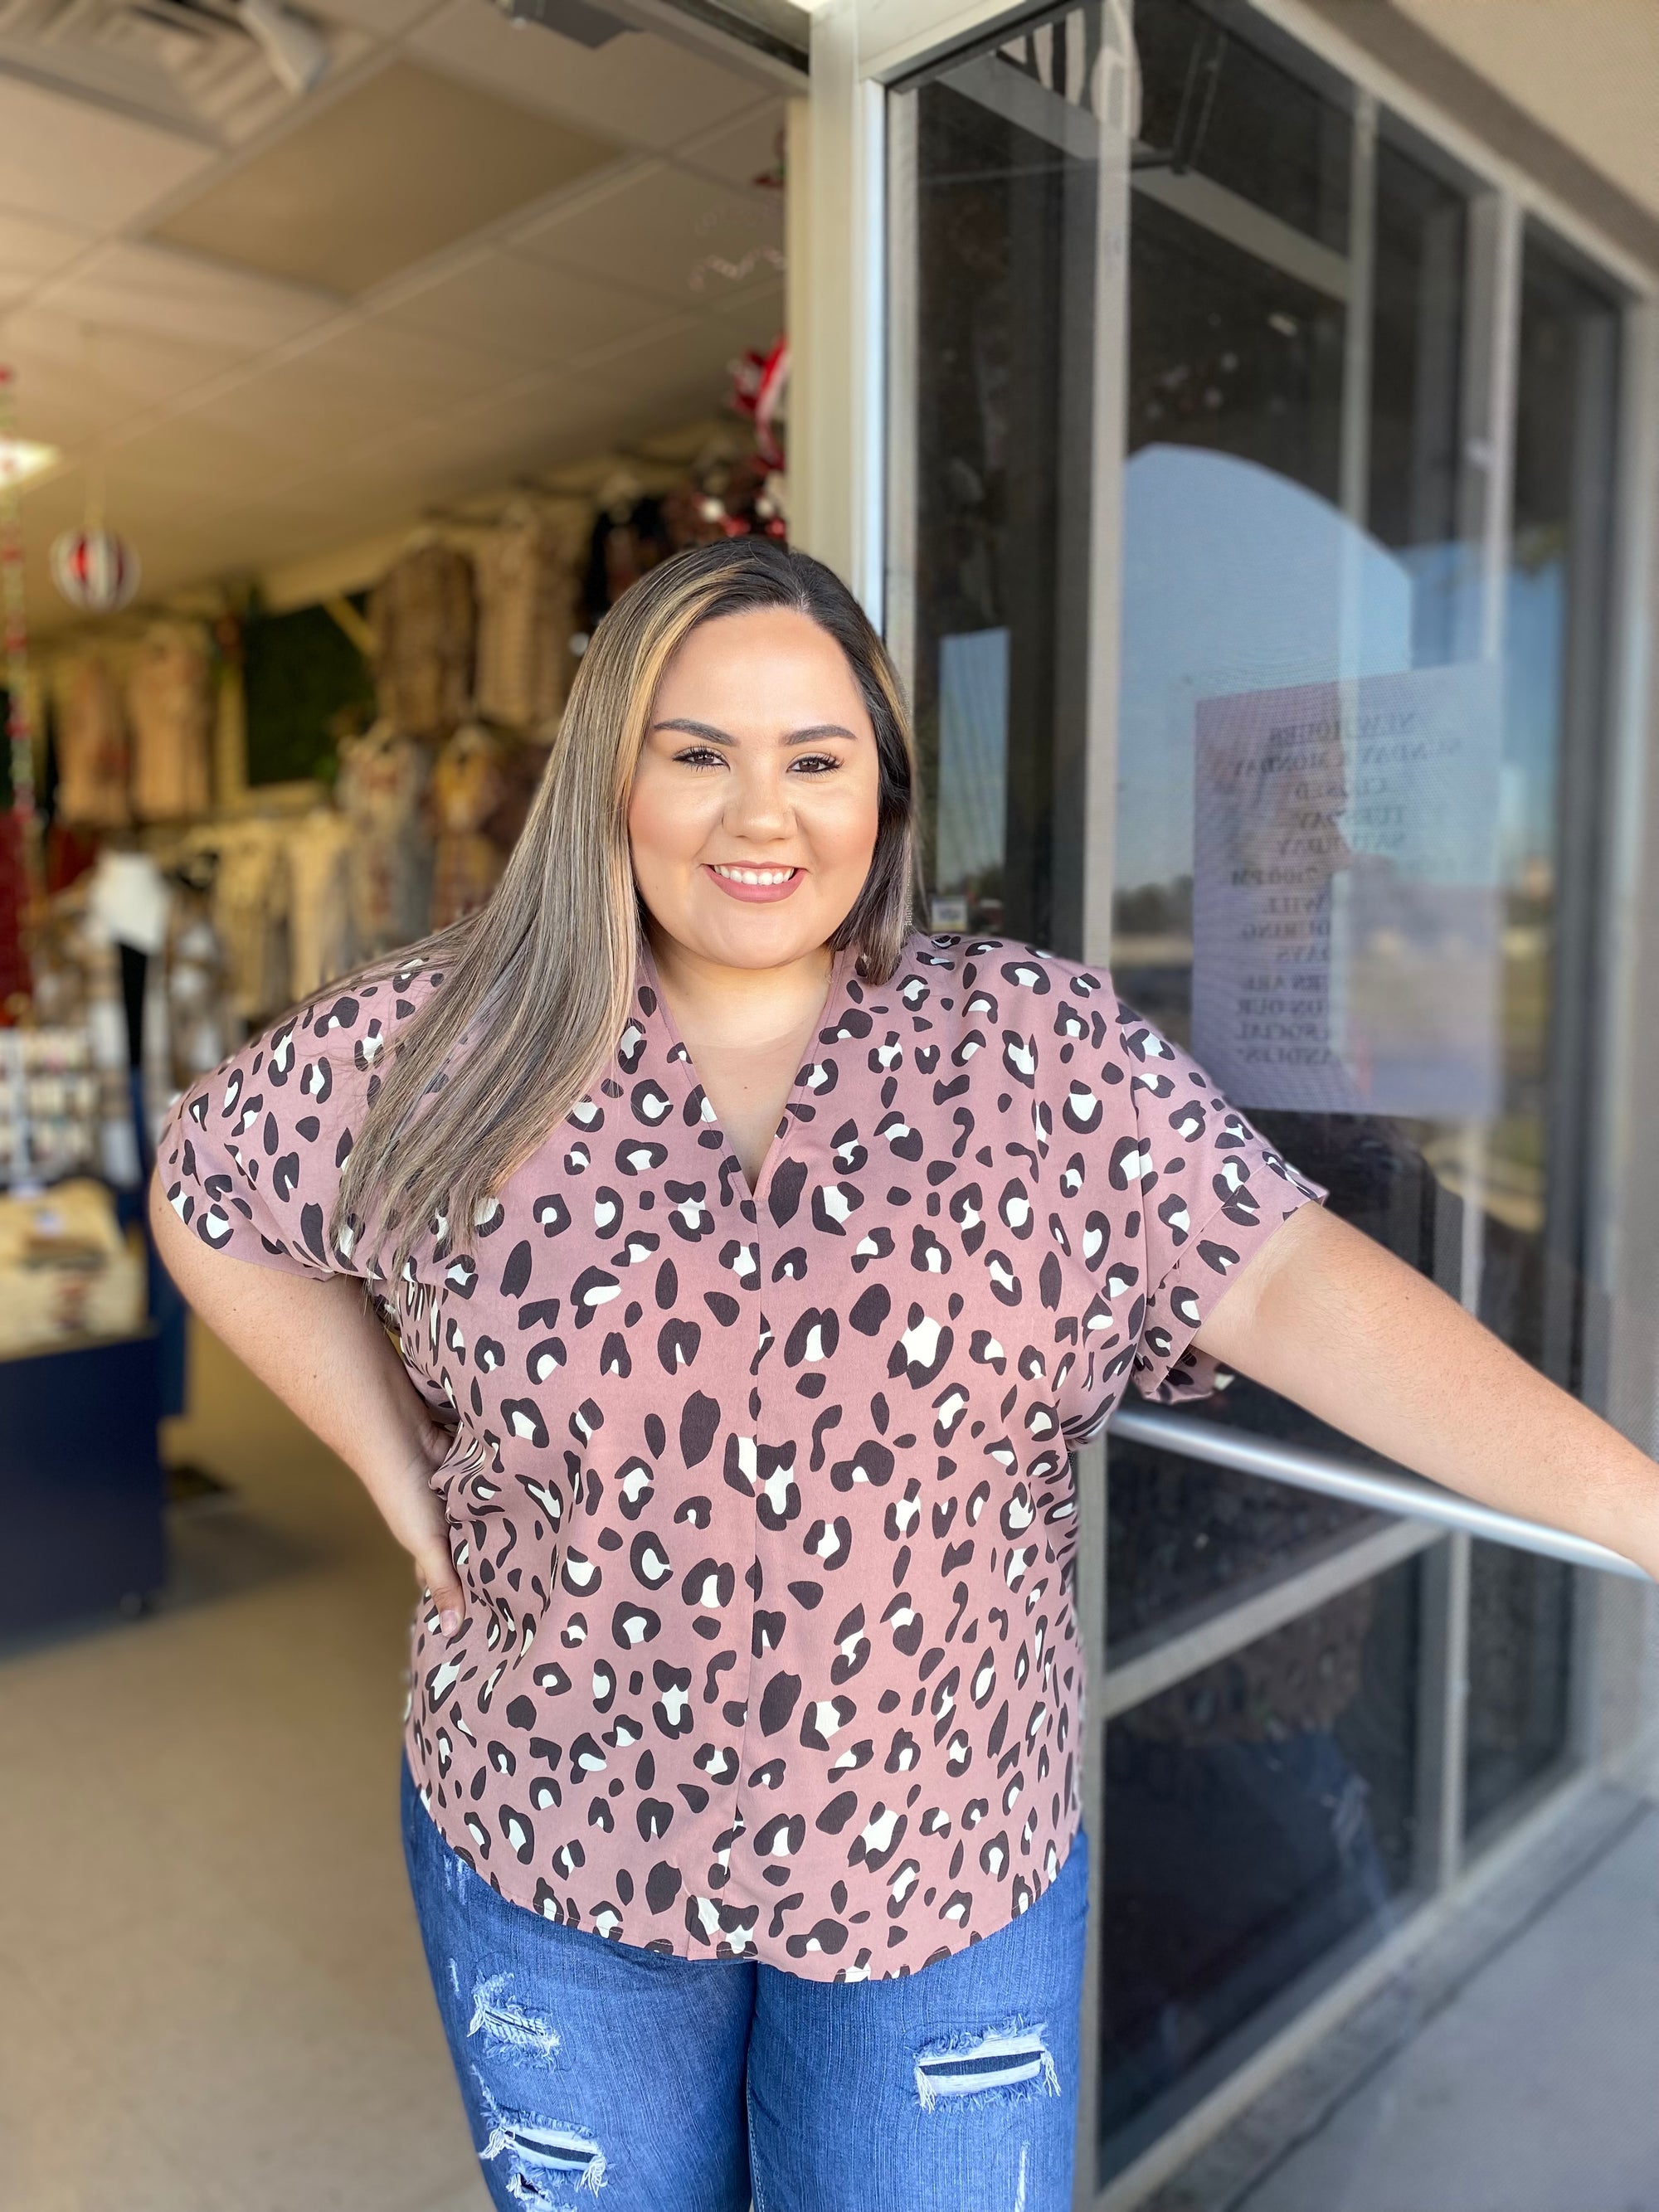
left=333, top=537, right=919, bottom=1276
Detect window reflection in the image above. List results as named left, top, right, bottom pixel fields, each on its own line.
left=1491, top=236, right=1621, bottom=1384
left=910, top=62, right=1098, bottom=946
left=1098, top=1558, right=1421, bottom=2168
left=1107, top=1432, right=1379, bottom=1655
left=1464, top=1545, right=1575, bottom=1839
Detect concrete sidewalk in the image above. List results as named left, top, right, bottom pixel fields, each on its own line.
left=1243, top=1810, right=1659, bottom=2212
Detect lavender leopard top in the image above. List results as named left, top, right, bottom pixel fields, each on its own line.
left=158, top=931, right=1322, bottom=1981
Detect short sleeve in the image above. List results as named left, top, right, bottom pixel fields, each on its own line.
left=154, top=980, right=402, bottom=1281
left=1116, top=1003, right=1327, bottom=1404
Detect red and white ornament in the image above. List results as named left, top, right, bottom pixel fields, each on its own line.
left=50, top=527, right=140, bottom=615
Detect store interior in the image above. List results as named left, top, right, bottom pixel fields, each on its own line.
left=0, top=4, right=790, bottom=2200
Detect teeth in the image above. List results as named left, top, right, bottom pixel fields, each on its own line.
left=712, top=865, right=798, bottom=885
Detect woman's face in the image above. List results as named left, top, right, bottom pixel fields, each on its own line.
left=628, top=606, right=883, bottom=971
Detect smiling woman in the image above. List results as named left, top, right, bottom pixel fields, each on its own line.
left=147, top=537, right=1659, bottom=2212
left=628, top=605, right=888, bottom=1189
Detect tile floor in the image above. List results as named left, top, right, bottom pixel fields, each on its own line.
left=0, top=1323, right=492, bottom=2212
left=1242, top=1807, right=1659, bottom=2212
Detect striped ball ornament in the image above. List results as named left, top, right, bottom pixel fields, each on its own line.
left=50, top=527, right=140, bottom=614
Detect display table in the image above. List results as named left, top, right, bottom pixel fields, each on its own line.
left=2, top=1327, right=166, bottom=1632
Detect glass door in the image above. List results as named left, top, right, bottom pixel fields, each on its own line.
left=888, top=0, right=1631, bottom=2196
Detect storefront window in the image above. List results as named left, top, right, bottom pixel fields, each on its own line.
left=902, top=16, right=1106, bottom=948
left=1097, top=1554, right=1421, bottom=2166
left=894, top=0, right=1630, bottom=2192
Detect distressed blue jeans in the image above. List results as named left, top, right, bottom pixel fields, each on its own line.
left=401, top=1757, right=1089, bottom=2210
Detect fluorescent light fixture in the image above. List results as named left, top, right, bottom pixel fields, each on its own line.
left=0, top=437, right=61, bottom=489
left=236, top=0, right=331, bottom=93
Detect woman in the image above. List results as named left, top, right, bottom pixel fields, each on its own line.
left=151, top=538, right=1659, bottom=2212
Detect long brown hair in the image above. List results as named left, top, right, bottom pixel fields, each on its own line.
left=333, top=537, right=919, bottom=1278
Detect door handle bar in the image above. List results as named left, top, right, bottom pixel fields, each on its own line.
left=1107, top=1405, right=1649, bottom=1581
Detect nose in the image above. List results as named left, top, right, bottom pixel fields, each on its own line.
left=722, top=753, right=793, bottom=844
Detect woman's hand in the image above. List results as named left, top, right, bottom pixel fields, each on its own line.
left=362, top=1407, right=467, bottom=1636
left=148, top=1173, right=470, bottom=1631
left=1196, top=1203, right=1659, bottom=1580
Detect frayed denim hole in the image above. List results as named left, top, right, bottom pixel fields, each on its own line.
left=468, top=1971, right=562, bottom=2059
left=913, top=2017, right=1060, bottom=2112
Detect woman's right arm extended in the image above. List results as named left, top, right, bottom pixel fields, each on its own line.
left=148, top=1171, right=468, bottom=1632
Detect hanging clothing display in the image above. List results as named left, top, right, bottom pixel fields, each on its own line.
left=28, top=873, right=146, bottom=1188
left=128, top=621, right=213, bottom=823
left=28, top=851, right=235, bottom=1179
left=368, top=539, right=475, bottom=737
left=146, top=873, right=233, bottom=1138
left=474, top=507, right=582, bottom=731
left=0, top=1029, right=100, bottom=1186
left=53, top=656, right=129, bottom=830
left=285, top=808, right=357, bottom=1002
left=581, top=488, right=674, bottom=629
left=199, top=820, right=292, bottom=1028
left=338, top=721, right=432, bottom=959
left=429, top=722, right=509, bottom=929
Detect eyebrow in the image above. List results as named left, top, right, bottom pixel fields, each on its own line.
left=652, top=717, right=859, bottom=746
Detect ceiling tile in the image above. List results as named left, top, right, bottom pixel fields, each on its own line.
left=515, top=161, right=783, bottom=309
left=2, top=309, right=246, bottom=444
left=150, top=60, right=620, bottom=296
left=36, top=241, right=338, bottom=357
left=562, top=279, right=781, bottom=411
left=674, top=100, right=788, bottom=195
left=410, top=3, right=763, bottom=152
left=376, top=249, right=678, bottom=367
left=18, top=468, right=88, bottom=547
left=179, top=354, right=431, bottom=461
left=0, top=209, right=95, bottom=310
left=335, top=371, right=659, bottom=511
left=0, top=75, right=215, bottom=232
left=307, top=0, right=435, bottom=36
left=286, top=318, right=528, bottom=415
left=102, top=416, right=301, bottom=506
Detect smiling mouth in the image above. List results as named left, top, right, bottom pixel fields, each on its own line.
left=708, top=864, right=800, bottom=886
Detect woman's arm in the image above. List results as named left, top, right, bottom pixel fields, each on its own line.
left=1195, top=1202, right=1659, bottom=1581
left=148, top=1172, right=467, bottom=1631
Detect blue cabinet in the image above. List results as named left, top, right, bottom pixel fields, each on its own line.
left=2, top=1330, right=167, bottom=1632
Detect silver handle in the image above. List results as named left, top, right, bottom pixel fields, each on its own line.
left=1107, top=1405, right=1650, bottom=1582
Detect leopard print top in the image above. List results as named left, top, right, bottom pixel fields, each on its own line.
left=158, top=931, right=1323, bottom=1981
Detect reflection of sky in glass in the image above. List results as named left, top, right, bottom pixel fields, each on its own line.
left=1116, top=445, right=1413, bottom=892
left=936, top=627, right=1010, bottom=889
left=1501, top=562, right=1565, bottom=873
left=1116, top=444, right=1562, bottom=900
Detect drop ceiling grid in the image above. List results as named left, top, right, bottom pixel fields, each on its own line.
left=51, top=148, right=783, bottom=474
left=0, top=7, right=787, bottom=626
left=10, top=101, right=784, bottom=474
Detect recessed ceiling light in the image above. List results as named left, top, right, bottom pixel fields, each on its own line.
left=0, top=439, right=61, bottom=489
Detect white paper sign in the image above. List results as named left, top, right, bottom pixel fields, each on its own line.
left=1192, top=664, right=1502, bottom=1118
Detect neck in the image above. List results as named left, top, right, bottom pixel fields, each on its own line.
left=644, top=920, right=837, bottom=1052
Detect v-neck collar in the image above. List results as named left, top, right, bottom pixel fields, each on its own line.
left=636, top=935, right=857, bottom=1207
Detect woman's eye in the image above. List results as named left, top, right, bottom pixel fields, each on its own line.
left=674, top=747, right=726, bottom=769
left=790, top=753, right=841, bottom=775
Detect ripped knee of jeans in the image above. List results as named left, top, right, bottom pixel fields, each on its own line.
left=467, top=1971, right=562, bottom=2059
left=913, top=2017, right=1061, bottom=2112
left=475, top=2078, right=608, bottom=2200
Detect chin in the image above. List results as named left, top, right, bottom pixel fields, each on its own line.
left=693, top=909, right=829, bottom=968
